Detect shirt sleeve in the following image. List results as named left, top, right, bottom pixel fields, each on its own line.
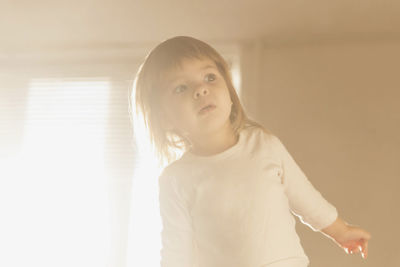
left=271, top=135, right=338, bottom=231
left=158, top=172, right=195, bottom=267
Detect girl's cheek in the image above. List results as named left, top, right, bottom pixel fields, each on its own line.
left=169, top=98, right=188, bottom=113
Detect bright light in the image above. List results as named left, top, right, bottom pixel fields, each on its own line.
left=127, top=86, right=163, bottom=267
left=127, top=153, right=162, bottom=267
left=0, top=78, right=111, bottom=267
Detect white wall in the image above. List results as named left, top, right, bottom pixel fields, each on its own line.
left=241, top=39, right=400, bottom=266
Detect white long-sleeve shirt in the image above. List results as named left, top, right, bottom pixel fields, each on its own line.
left=158, top=125, right=338, bottom=267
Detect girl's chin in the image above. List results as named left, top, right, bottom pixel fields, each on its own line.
left=196, top=119, right=232, bottom=135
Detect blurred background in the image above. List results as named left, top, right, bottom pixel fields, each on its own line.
left=1, top=1, right=399, bottom=266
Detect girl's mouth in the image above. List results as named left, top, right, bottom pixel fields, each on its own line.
left=198, top=104, right=216, bottom=115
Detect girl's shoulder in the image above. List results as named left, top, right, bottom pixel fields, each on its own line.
left=241, top=122, right=278, bottom=145
left=240, top=123, right=288, bottom=159
left=158, top=152, right=193, bottom=183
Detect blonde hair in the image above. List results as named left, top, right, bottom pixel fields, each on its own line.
left=131, top=36, right=260, bottom=167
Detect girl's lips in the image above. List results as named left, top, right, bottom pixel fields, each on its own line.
left=198, top=104, right=216, bottom=115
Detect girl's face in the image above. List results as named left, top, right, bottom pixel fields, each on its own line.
left=159, top=57, right=233, bottom=141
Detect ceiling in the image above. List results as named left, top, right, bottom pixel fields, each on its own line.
left=1, top=0, right=400, bottom=53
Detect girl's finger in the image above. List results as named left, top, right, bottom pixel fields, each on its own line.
left=347, top=246, right=357, bottom=255
left=344, top=247, right=352, bottom=254
left=353, top=247, right=361, bottom=255
left=363, top=241, right=369, bottom=259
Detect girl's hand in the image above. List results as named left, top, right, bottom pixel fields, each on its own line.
left=333, top=224, right=371, bottom=259
left=321, top=217, right=371, bottom=259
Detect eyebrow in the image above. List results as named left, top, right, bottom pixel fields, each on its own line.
left=165, top=65, right=217, bottom=85
left=201, top=65, right=217, bottom=71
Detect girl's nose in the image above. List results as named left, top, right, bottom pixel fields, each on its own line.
left=193, top=86, right=209, bottom=99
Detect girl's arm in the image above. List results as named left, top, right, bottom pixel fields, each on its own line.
left=271, top=134, right=371, bottom=259
left=321, top=216, right=371, bottom=259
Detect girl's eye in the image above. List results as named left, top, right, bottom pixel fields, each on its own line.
left=205, top=73, right=216, bottom=82
left=174, top=84, right=188, bottom=94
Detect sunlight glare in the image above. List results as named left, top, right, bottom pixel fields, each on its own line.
left=0, top=78, right=111, bottom=267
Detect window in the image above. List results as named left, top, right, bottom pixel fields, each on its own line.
left=1, top=78, right=111, bottom=267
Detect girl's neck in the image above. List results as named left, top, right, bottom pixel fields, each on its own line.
left=188, top=122, right=239, bottom=157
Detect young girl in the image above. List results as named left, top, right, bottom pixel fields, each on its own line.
left=132, top=36, right=371, bottom=267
